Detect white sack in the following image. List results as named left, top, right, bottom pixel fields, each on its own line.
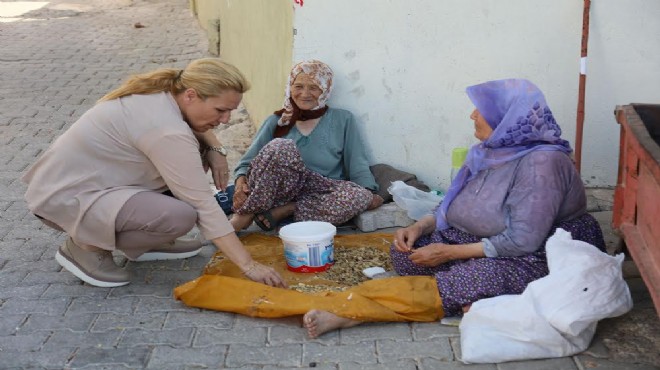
left=388, top=180, right=443, bottom=220
left=460, top=228, right=633, bottom=364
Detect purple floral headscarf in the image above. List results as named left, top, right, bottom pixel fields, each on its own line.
left=435, top=78, right=573, bottom=230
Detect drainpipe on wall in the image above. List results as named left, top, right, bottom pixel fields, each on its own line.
left=575, top=0, right=591, bottom=173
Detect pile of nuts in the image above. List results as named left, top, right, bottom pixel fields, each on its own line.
left=289, top=246, right=393, bottom=293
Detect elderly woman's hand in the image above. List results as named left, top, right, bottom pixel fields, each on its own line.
left=205, top=151, right=230, bottom=190
left=393, top=224, right=423, bottom=252
left=408, top=243, right=453, bottom=266
left=232, top=175, right=250, bottom=210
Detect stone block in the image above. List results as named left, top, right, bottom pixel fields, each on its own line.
left=378, top=338, right=453, bottom=362
left=226, top=344, right=302, bottom=367
left=355, top=202, right=414, bottom=232
left=303, top=342, right=377, bottom=365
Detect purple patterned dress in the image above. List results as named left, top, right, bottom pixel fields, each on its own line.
left=234, top=138, right=372, bottom=224
left=392, top=79, right=607, bottom=317
left=391, top=213, right=605, bottom=317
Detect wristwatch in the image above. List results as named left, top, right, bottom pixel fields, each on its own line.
left=207, top=145, right=228, bottom=156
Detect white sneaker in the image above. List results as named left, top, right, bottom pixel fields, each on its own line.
left=133, top=238, right=203, bottom=262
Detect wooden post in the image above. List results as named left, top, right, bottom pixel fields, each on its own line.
left=575, top=0, right=591, bottom=173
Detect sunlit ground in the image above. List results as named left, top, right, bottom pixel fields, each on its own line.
left=0, top=1, right=49, bottom=22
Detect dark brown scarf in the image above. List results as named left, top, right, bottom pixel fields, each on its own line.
left=273, top=97, right=328, bottom=138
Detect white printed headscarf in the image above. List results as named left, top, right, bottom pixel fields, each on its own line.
left=277, top=60, right=334, bottom=126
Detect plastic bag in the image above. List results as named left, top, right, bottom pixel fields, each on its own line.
left=459, top=228, right=633, bottom=364
left=388, top=181, right=443, bottom=220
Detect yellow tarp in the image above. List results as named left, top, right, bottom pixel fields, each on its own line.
left=174, top=232, right=443, bottom=322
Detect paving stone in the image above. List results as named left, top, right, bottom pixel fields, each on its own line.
left=70, top=346, right=152, bottom=368
left=165, top=310, right=234, bottom=330
left=129, top=267, right=203, bottom=286
left=107, top=283, right=173, bottom=301
left=497, top=357, right=579, bottom=370
left=449, top=336, right=462, bottom=361
left=0, top=331, right=50, bottom=351
left=339, top=322, right=411, bottom=344
left=412, top=321, right=460, bottom=340
left=41, top=283, right=112, bottom=298
left=147, top=345, right=227, bottom=368
left=22, top=270, right=85, bottom=285
left=92, top=312, right=168, bottom=332
left=67, top=296, right=136, bottom=315
left=420, top=358, right=496, bottom=369
left=339, top=359, right=418, bottom=370
left=0, top=313, right=26, bottom=335
left=0, top=348, right=74, bottom=369
left=134, top=296, right=191, bottom=314
left=226, top=344, right=302, bottom=367
left=0, top=284, right=48, bottom=300
left=575, top=355, right=660, bottom=370
left=118, top=327, right=194, bottom=347
left=377, top=338, right=453, bottom=362
left=194, top=326, right=267, bottom=347
left=19, top=313, right=96, bottom=333
left=4, top=259, right=60, bottom=274
left=0, top=297, right=70, bottom=315
left=43, top=328, right=122, bottom=349
left=233, top=315, right=302, bottom=328
left=303, top=342, right=377, bottom=365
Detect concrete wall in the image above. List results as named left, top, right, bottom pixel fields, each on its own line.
left=582, top=0, right=660, bottom=186
left=292, top=0, right=660, bottom=189
left=189, top=0, right=293, bottom=126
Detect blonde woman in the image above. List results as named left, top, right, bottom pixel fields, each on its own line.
left=23, top=58, right=285, bottom=288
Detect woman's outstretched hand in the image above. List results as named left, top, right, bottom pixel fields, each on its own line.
left=232, top=176, right=250, bottom=210
left=242, top=261, right=288, bottom=288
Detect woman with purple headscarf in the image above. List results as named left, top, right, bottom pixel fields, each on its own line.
left=230, top=60, right=383, bottom=231
left=302, top=78, right=606, bottom=339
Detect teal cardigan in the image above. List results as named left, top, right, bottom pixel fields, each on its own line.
left=234, top=108, right=378, bottom=191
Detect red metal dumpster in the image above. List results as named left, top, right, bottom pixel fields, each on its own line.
left=613, top=104, right=660, bottom=315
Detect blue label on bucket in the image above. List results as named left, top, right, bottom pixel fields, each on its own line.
left=284, top=240, right=334, bottom=272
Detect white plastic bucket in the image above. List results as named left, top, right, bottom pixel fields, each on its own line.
left=279, top=221, right=336, bottom=273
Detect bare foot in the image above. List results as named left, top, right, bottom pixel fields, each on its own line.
left=367, top=194, right=384, bottom=210
left=303, top=309, right=361, bottom=338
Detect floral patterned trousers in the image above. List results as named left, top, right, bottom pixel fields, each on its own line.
left=234, top=138, right=372, bottom=225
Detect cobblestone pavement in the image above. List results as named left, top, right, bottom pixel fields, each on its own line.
left=0, top=0, right=658, bottom=369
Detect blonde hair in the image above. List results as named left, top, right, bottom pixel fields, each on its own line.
left=98, top=58, right=250, bottom=102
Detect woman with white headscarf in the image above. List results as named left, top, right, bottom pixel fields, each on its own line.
left=231, top=60, right=383, bottom=231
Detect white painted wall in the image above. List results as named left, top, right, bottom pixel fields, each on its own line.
left=582, top=0, right=660, bottom=186
left=291, top=0, right=660, bottom=190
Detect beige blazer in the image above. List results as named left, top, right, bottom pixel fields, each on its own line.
left=22, top=92, right=233, bottom=250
